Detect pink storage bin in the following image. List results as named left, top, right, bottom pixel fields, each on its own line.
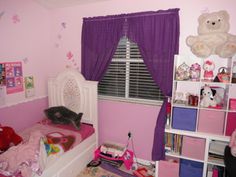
left=181, top=136, right=205, bottom=160
left=226, top=112, right=236, bottom=136
left=229, top=98, right=236, bottom=110
left=158, top=160, right=179, bottom=177
left=198, top=110, right=225, bottom=135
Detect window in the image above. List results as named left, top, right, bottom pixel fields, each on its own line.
left=98, top=36, right=164, bottom=104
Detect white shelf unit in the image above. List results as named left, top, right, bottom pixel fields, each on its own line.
left=159, top=54, right=236, bottom=177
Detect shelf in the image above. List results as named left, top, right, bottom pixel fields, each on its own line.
left=165, top=128, right=230, bottom=142
left=166, top=152, right=204, bottom=163
left=200, top=81, right=232, bottom=86
left=174, top=80, right=200, bottom=83
left=162, top=54, right=236, bottom=177
left=207, top=159, right=225, bottom=167
left=172, top=104, right=198, bottom=109
left=199, top=107, right=228, bottom=112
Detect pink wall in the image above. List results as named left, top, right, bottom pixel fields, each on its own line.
left=0, top=97, right=48, bottom=132
left=98, top=100, right=160, bottom=160
left=1, top=0, right=236, bottom=161
left=49, top=0, right=236, bottom=161
left=0, top=0, right=53, bottom=106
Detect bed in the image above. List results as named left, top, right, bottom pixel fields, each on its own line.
left=0, top=69, right=98, bottom=177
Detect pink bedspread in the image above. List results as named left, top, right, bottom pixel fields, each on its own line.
left=20, top=119, right=95, bottom=152
left=0, top=120, right=95, bottom=177
left=39, top=119, right=95, bottom=140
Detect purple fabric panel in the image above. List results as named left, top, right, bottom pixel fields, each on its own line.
left=81, top=8, right=180, bottom=161
left=126, top=8, right=180, bottom=160
left=81, top=17, right=125, bottom=81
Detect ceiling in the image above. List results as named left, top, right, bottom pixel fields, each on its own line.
left=34, top=0, right=107, bottom=9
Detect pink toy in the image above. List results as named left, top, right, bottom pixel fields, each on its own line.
left=190, top=63, right=201, bottom=81
left=229, top=129, right=236, bottom=157
left=203, top=60, right=215, bottom=81
left=94, top=147, right=134, bottom=170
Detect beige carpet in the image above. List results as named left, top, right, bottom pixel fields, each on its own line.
left=77, top=166, right=121, bottom=177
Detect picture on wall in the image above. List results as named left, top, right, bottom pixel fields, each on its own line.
left=5, top=62, right=24, bottom=94
left=25, top=76, right=35, bottom=98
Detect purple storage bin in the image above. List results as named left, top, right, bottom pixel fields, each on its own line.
left=172, top=107, right=197, bottom=131
left=180, top=159, right=203, bottom=177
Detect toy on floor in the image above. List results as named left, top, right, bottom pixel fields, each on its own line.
left=0, top=125, right=23, bottom=153
left=94, top=143, right=134, bottom=170
left=133, top=167, right=154, bottom=177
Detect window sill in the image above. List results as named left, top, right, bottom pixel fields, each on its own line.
left=98, top=95, right=163, bottom=106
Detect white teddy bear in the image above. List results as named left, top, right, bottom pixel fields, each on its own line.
left=186, top=10, right=236, bottom=58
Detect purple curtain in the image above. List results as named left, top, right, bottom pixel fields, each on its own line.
left=126, top=8, right=180, bottom=160
left=81, top=8, right=180, bottom=161
left=81, top=15, right=125, bottom=81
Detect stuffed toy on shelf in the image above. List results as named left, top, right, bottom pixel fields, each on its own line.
left=186, top=10, right=236, bottom=58
left=203, top=60, right=215, bottom=81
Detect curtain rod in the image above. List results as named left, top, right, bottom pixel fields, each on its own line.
left=83, top=8, right=179, bottom=22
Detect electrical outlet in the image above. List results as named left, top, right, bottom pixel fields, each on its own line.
left=128, top=131, right=132, bottom=138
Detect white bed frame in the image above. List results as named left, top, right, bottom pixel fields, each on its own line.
left=36, top=69, right=98, bottom=177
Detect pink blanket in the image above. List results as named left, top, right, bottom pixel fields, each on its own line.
left=0, top=120, right=95, bottom=177
left=0, top=131, right=45, bottom=177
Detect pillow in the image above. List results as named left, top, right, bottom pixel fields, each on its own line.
left=44, top=106, right=83, bottom=130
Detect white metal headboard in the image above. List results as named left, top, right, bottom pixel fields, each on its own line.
left=48, top=69, right=98, bottom=129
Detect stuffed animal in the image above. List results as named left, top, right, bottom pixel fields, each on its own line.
left=229, top=129, right=236, bottom=157
left=203, top=60, right=215, bottom=81
left=200, top=85, right=217, bottom=107
left=186, top=10, right=236, bottom=58
left=0, top=126, right=23, bottom=153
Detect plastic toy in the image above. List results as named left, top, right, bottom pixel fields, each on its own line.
left=203, top=60, right=215, bottom=81
left=175, top=62, right=190, bottom=80
left=94, top=146, right=133, bottom=170
left=190, top=63, right=201, bottom=81
left=0, top=126, right=22, bottom=153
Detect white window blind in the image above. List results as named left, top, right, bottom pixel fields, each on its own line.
left=98, top=36, right=164, bottom=103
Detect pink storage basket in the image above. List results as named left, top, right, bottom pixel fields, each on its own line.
left=181, top=136, right=205, bottom=160
left=226, top=112, right=236, bottom=136
left=198, top=110, right=225, bottom=135
left=158, top=160, right=179, bottom=177
left=229, top=98, right=236, bottom=110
